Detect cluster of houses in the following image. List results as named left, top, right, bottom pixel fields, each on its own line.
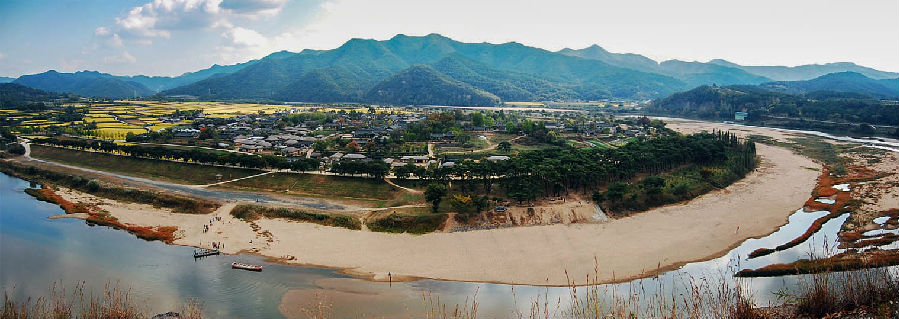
left=233, top=134, right=317, bottom=155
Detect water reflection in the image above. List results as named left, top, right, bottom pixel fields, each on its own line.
left=1, top=173, right=896, bottom=318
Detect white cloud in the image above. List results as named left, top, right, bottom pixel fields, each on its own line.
left=223, top=26, right=267, bottom=47
left=220, top=0, right=287, bottom=16
left=94, top=27, right=111, bottom=36
left=0, top=52, right=5, bottom=60
left=114, top=0, right=224, bottom=39
left=104, top=51, right=137, bottom=64
left=110, top=0, right=288, bottom=41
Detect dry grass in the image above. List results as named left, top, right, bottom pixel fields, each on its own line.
left=1, top=281, right=202, bottom=319
left=421, top=288, right=478, bottom=319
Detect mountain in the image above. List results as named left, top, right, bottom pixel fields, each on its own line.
left=366, top=65, right=501, bottom=106
left=656, top=60, right=773, bottom=87
left=558, top=45, right=659, bottom=73
left=10, top=57, right=258, bottom=97
left=0, top=83, right=73, bottom=110
left=13, top=70, right=153, bottom=98
left=759, top=72, right=899, bottom=99
left=123, top=59, right=260, bottom=92
left=708, top=59, right=899, bottom=81
left=0, top=77, right=14, bottom=83
left=429, top=54, right=577, bottom=101
left=558, top=45, right=772, bottom=87
left=163, top=34, right=686, bottom=104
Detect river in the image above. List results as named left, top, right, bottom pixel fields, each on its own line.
left=1, top=172, right=896, bottom=318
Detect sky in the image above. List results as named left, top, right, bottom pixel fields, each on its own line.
left=1, top=0, right=897, bottom=77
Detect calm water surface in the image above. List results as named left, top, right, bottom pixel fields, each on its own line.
left=1, top=173, right=895, bottom=318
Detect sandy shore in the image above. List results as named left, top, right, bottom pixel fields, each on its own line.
left=48, top=120, right=822, bottom=285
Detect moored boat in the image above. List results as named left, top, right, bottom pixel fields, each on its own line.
left=193, top=248, right=220, bottom=258
left=231, top=262, right=262, bottom=271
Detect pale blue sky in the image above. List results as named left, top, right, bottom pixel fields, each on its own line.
left=1, top=0, right=897, bottom=77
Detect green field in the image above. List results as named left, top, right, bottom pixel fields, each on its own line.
left=29, top=145, right=263, bottom=185
left=220, top=172, right=423, bottom=205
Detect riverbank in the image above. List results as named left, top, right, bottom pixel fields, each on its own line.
left=16, top=138, right=819, bottom=285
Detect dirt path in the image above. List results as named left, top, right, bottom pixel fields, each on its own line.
left=383, top=177, right=422, bottom=193
left=197, top=171, right=275, bottom=187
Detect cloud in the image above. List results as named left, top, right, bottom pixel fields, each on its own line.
left=94, top=27, right=111, bottom=36
left=109, top=0, right=288, bottom=41
left=223, top=26, right=267, bottom=47
left=115, top=0, right=225, bottom=39
left=0, top=52, right=5, bottom=60
left=103, top=51, right=137, bottom=64
left=220, top=0, right=287, bottom=15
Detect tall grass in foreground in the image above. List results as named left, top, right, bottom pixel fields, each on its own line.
left=5, top=259, right=897, bottom=318
left=288, top=257, right=897, bottom=319
left=1, top=281, right=202, bottom=319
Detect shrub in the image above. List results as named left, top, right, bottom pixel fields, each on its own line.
left=367, top=213, right=447, bottom=234
left=230, top=204, right=361, bottom=230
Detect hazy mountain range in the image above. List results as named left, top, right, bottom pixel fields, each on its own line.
left=6, top=34, right=898, bottom=105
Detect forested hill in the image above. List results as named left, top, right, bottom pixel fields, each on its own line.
left=13, top=71, right=153, bottom=99
left=365, top=65, right=501, bottom=106
left=647, top=75, right=899, bottom=128
left=0, top=83, right=75, bottom=110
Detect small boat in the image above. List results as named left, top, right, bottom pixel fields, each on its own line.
left=193, top=248, right=220, bottom=258
left=232, top=262, right=262, bottom=271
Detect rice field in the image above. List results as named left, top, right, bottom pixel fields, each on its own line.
left=3, top=100, right=401, bottom=140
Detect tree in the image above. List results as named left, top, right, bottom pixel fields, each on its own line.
left=449, top=194, right=473, bottom=214
left=457, top=133, right=472, bottom=146
left=591, top=190, right=605, bottom=203
left=605, top=182, right=628, bottom=202
left=394, top=163, right=413, bottom=179
left=473, top=195, right=489, bottom=214
left=198, top=127, right=216, bottom=140
left=497, top=141, right=512, bottom=153
left=313, top=139, right=329, bottom=153
left=640, top=176, right=665, bottom=196
left=470, top=112, right=485, bottom=127
left=424, top=183, right=447, bottom=213
left=700, top=168, right=715, bottom=182
left=345, top=140, right=360, bottom=152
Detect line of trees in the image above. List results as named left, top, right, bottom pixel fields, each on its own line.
left=36, top=138, right=319, bottom=171
left=330, top=160, right=390, bottom=178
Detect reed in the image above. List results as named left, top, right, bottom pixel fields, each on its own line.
left=1, top=281, right=203, bottom=319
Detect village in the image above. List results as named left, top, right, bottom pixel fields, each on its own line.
left=93, top=102, right=663, bottom=174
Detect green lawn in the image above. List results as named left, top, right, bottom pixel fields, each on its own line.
left=29, top=145, right=263, bottom=185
